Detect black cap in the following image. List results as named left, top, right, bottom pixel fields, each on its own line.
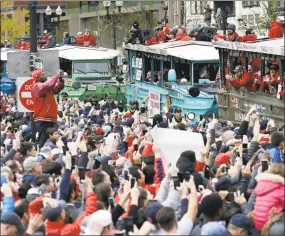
left=230, top=214, right=252, bottom=231
left=174, top=107, right=182, bottom=113
left=199, top=193, right=223, bottom=218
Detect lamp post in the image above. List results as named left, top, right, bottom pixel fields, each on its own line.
left=45, top=6, right=52, bottom=32
left=163, top=5, right=169, bottom=23
left=45, top=6, right=62, bottom=34
left=103, top=1, right=123, bottom=50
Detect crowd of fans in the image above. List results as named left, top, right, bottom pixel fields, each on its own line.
left=1, top=67, right=284, bottom=235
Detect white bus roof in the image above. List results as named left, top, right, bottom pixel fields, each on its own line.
left=1, top=48, right=19, bottom=61
left=124, top=41, right=217, bottom=61
left=212, top=38, right=284, bottom=56
left=43, top=45, right=119, bottom=60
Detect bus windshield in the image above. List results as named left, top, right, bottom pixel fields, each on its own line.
left=193, top=63, right=219, bottom=83
left=73, top=61, right=109, bottom=74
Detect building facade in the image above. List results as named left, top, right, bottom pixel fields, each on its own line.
left=1, top=0, right=65, bottom=37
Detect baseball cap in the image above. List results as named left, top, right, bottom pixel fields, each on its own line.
left=44, top=30, right=48, bottom=33
left=39, top=146, right=52, bottom=158
left=144, top=202, right=163, bottom=224
left=215, top=176, right=232, bottom=191
left=201, top=221, right=227, bottom=236
left=1, top=212, right=25, bottom=233
left=174, top=107, right=182, bottom=113
left=230, top=214, right=252, bottom=231
left=23, top=157, right=38, bottom=172
left=43, top=201, right=66, bottom=222
left=233, top=65, right=244, bottom=73
left=277, top=15, right=284, bottom=21
left=122, top=118, right=135, bottom=127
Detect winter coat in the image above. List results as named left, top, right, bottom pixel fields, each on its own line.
left=253, top=173, right=285, bottom=231
left=268, top=21, right=283, bottom=39
left=239, top=34, right=257, bottom=43
left=213, top=32, right=240, bottom=42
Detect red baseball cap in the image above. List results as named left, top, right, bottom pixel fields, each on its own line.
left=214, top=152, right=232, bottom=165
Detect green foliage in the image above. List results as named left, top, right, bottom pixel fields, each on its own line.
left=257, top=0, right=280, bottom=29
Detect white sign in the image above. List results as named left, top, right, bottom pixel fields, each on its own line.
left=87, top=84, right=97, bottom=90
left=136, top=69, right=142, bottom=81
left=148, top=91, right=160, bottom=117
left=151, top=127, right=205, bottom=166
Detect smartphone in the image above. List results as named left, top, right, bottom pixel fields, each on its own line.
left=256, top=106, right=261, bottom=113
left=130, top=177, right=136, bottom=188
left=226, top=192, right=235, bottom=202
left=222, top=166, right=229, bottom=173
left=134, top=144, right=138, bottom=152
left=94, top=159, right=101, bottom=169
left=177, top=172, right=184, bottom=183
left=198, top=185, right=204, bottom=192
left=142, top=130, right=148, bottom=136
left=242, top=143, right=248, bottom=149
left=204, top=165, right=210, bottom=179
left=13, top=128, right=18, bottom=133
left=108, top=160, right=116, bottom=166
left=183, top=172, right=190, bottom=182
left=124, top=170, right=129, bottom=181
left=108, top=197, right=115, bottom=210
left=79, top=169, right=86, bottom=180
left=148, top=200, right=158, bottom=203
left=173, top=176, right=180, bottom=190
left=123, top=217, right=134, bottom=233
left=262, top=160, right=268, bottom=172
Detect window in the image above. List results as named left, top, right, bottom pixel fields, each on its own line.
left=193, top=63, right=219, bottom=83
left=73, top=62, right=109, bottom=74
left=242, top=1, right=260, bottom=8
left=190, top=1, right=206, bottom=15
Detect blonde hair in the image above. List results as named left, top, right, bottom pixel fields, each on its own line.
left=269, top=163, right=285, bottom=178
left=261, top=212, right=284, bottom=236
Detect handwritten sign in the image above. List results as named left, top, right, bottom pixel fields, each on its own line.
left=151, top=127, right=204, bottom=166
left=148, top=91, right=160, bottom=117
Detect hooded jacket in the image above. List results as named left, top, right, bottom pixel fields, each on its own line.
left=32, top=70, right=64, bottom=123
left=253, top=173, right=285, bottom=231
left=268, top=21, right=283, bottom=39
left=239, top=34, right=257, bottom=43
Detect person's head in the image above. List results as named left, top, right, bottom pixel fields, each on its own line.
left=23, top=157, right=42, bottom=174
left=82, top=210, right=113, bottom=235
left=227, top=214, right=253, bottom=236
left=174, top=107, right=182, bottom=119
left=248, top=65, right=253, bottom=74
left=44, top=30, right=48, bottom=35
left=106, top=94, right=113, bottom=103
left=269, top=163, right=285, bottom=178
left=233, top=65, right=244, bottom=78
left=129, top=100, right=137, bottom=113
left=42, top=161, right=63, bottom=176
left=276, top=16, right=285, bottom=24
left=92, top=169, right=112, bottom=186
left=77, top=32, right=83, bottom=37
left=35, top=174, right=56, bottom=193
left=177, top=26, right=185, bottom=35
left=156, top=207, right=178, bottom=233
left=33, top=70, right=47, bottom=83
left=222, top=130, right=235, bottom=144
left=1, top=212, right=24, bottom=235
left=271, top=131, right=284, bottom=149
left=20, top=39, right=25, bottom=45
left=94, top=183, right=113, bottom=209
left=6, top=160, right=20, bottom=174
left=227, top=24, right=236, bottom=35
left=176, top=150, right=196, bottom=174
left=144, top=202, right=163, bottom=225
left=200, top=193, right=224, bottom=222
left=19, top=142, right=37, bottom=157
left=46, top=127, right=59, bottom=141
left=64, top=32, right=69, bottom=38
left=42, top=200, right=67, bottom=223
left=269, top=64, right=279, bottom=77
left=14, top=199, right=30, bottom=226
left=245, top=28, right=255, bottom=36
left=129, top=167, right=145, bottom=186
left=201, top=221, right=227, bottom=236
left=102, top=165, right=119, bottom=187
left=66, top=179, right=80, bottom=203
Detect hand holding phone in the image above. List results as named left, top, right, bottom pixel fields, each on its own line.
left=124, top=170, right=129, bottom=181
left=108, top=197, right=115, bottom=210
left=261, top=160, right=268, bottom=172
left=130, top=177, right=136, bottom=188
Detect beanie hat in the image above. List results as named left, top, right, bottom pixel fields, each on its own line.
left=227, top=24, right=236, bottom=31
left=144, top=202, right=163, bottom=224
left=199, top=193, right=223, bottom=218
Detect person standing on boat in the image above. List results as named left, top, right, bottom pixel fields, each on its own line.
left=170, top=108, right=187, bottom=129
left=268, top=16, right=284, bottom=39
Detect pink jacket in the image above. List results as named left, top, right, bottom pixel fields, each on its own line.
left=253, top=173, right=285, bottom=231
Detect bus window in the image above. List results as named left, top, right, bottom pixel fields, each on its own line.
left=175, top=61, right=190, bottom=83
left=73, top=61, right=109, bottom=74
left=260, top=61, right=281, bottom=95
left=193, top=63, right=219, bottom=83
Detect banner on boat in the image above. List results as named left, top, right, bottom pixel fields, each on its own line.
left=148, top=91, right=160, bottom=118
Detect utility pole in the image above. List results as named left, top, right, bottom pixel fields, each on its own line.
left=113, top=16, right=117, bottom=50
left=28, top=0, right=37, bottom=142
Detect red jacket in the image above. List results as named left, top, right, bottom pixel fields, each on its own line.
left=76, top=36, right=84, bottom=46
left=28, top=193, right=97, bottom=236
left=32, top=72, right=64, bottom=123
left=175, top=33, right=192, bottom=41
left=268, top=21, right=283, bottom=39
left=213, top=32, right=240, bottom=42
left=15, top=43, right=30, bottom=50
left=253, top=173, right=285, bottom=231
left=239, top=34, right=257, bottom=43
left=83, top=34, right=96, bottom=47
left=229, top=71, right=254, bottom=90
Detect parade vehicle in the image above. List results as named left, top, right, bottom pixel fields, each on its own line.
left=124, top=40, right=219, bottom=121
left=213, top=37, right=285, bottom=128
left=49, top=45, right=127, bottom=102
left=0, top=48, right=16, bottom=94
